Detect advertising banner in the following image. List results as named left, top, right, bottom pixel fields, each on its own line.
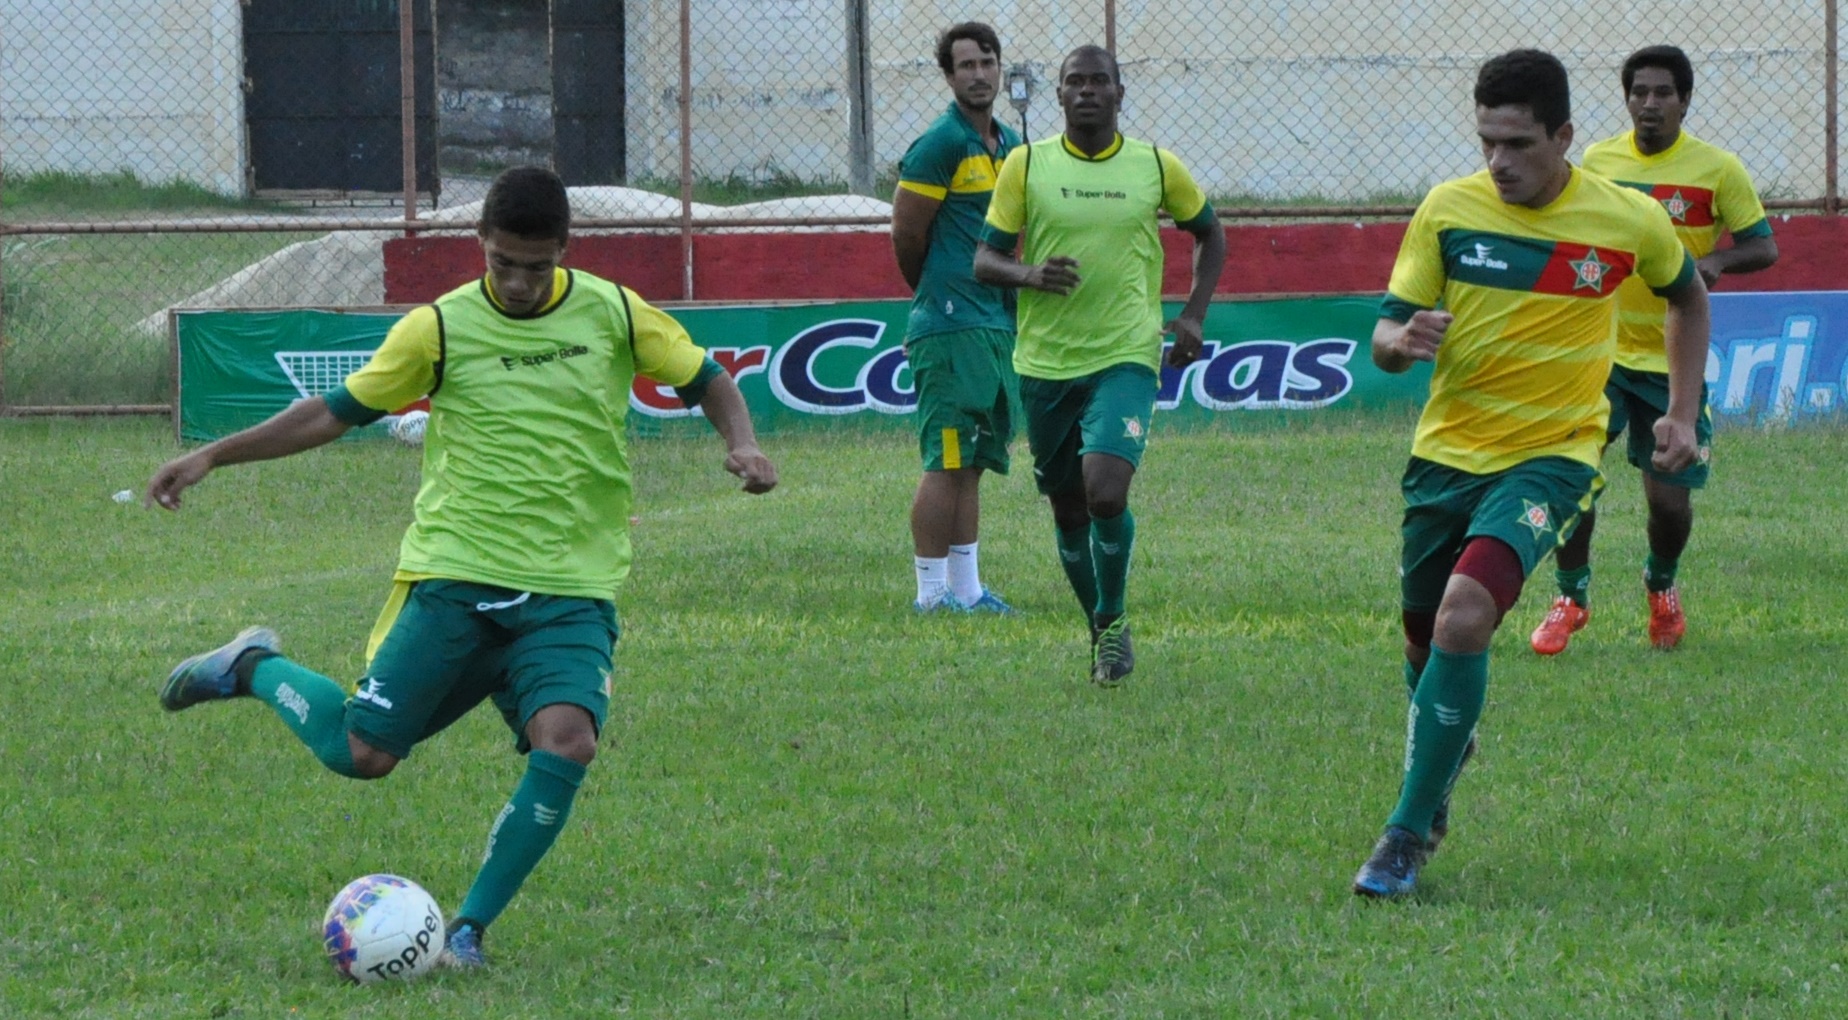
left=173, top=292, right=1848, bottom=442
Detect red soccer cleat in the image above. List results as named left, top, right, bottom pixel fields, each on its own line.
left=1647, top=586, right=1687, bottom=650
left=1530, top=596, right=1589, bottom=656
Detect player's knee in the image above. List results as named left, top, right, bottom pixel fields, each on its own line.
left=348, top=737, right=399, bottom=780
left=1085, top=495, right=1127, bottom=521
left=537, top=728, right=598, bottom=766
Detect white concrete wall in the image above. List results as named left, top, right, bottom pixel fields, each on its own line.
left=1, top=0, right=247, bottom=195
left=627, top=0, right=1828, bottom=202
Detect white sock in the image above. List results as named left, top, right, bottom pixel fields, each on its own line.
left=915, top=556, right=949, bottom=604
left=947, top=542, right=983, bottom=604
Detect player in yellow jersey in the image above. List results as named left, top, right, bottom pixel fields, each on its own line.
left=974, top=45, right=1226, bottom=686
left=1352, top=51, right=1709, bottom=898
left=1530, top=45, right=1778, bottom=655
left=145, top=167, right=777, bottom=965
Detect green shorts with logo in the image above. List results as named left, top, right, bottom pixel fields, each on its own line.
left=348, top=579, right=619, bottom=760
left=1018, top=363, right=1158, bottom=496
left=907, top=327, right=1017, bottom=474
left=1400, top=455, right=1604, bottom=612
left=1606, top=363, right=1712, bottom=489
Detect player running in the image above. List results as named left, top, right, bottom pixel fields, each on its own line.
left=1352, top=50, right=1708, bottom=898
left=1530, top=44, right=1778, bottom=655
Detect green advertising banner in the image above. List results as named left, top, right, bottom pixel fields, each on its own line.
left=174, top=298, right=1429, bottom=442
left=175, top=308, right=413, bottom=442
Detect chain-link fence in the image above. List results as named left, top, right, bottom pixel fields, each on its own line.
left=2, top=0, right=1840, bottom=411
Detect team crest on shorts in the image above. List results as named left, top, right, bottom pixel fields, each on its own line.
left=1123, top=417, right=1145, bottom=441
left=1518, top=499, right=1553, bottom=539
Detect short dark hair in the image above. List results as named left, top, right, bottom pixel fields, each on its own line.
left=1475, top=49, right=1571, bottom=135
left=1059, top=44, right=1121, bottom=85
left=480, top=166, right=570, bottom=242
left=1622, top=45, right=1694, bottom=99
left=935, top=22, right=1001, bottom=76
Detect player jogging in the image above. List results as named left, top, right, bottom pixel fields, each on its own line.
left=1530, top=44, right=1778, bottom=655
left=891, top=21, right=1023, bottom=614
left=145, top=167, right=778, bottom=965
left=1352, top=50, right=1709, bottom=898
left=974, top=44, right=1226, bottom=685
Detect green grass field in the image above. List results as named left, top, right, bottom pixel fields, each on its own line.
left=3, top=416, right=1847, bottom=1018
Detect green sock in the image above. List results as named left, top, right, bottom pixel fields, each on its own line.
left=244, top=654, right=361, bottom=778
left=1555, top=565, right=1591, bottom=607
left=1643, top=554, right=1679, bottom=593
left=1055, top=525, right=1099, bottom=620
left=1402, top=659, right=1420, bottom=699
left=456, top=750, right=587, bottom=929
left=1387, top=645, right=1488, bottom=841
left=1089, top=509, right=1136, bottom=619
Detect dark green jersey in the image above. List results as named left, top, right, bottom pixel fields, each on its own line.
left=897, top=102, right=1021, bottom=340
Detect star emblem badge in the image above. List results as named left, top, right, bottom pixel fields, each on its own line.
left=1518, top=499, right=1553, bottom=539
left=1569, top=248, right=1612, bottom=292
left=1661, top=189, right=1692, bottom=222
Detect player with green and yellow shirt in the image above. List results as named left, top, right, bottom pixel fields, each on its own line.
left=974, top=44, right=1226, bottom=687
left=1530, top=44, right=1779, bottom=656
left=145, top=166, right=777, bottom=967
left=1352, top=50, right=1709, bottom=899
left=891, top=21, right=1023, bottom=615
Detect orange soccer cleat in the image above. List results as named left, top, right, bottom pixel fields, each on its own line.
left=1647, top=586, right=1687, bottom=650
left=1529, top=596, right=1589, bottom=656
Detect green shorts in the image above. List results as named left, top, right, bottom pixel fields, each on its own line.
left=1019, top=363, right=1158, bottom=496
left=1400, top=456, right=1603, bottom=612
left=907, top=327, right=1017, bottom=474
left=348, top=579, right=619, bottom=760
left=1606, top=363, right=1712, bottom=489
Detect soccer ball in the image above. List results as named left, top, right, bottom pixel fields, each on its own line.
left=322, top=874, right=444, bottom=984
left=389, top=410, right=429, bottom=446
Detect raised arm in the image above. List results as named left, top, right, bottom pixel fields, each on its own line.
left=145, top=396, right=353, bottom=510
left=1695, top=233, right=1778, bottom=287
left=973, top=242, right=1082, bottom=293
left=1371, top=310, right=1453, bottom=374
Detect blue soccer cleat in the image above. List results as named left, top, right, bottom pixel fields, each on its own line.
left=160, top=626, right=280, bottom=711
left=1352, top=826, right=1429, bottom=899
left=960, top=588, right=1018, bottom=615
left=442, top=920, right=487, bottom=969
left=913, top=590, right=970, bottom=615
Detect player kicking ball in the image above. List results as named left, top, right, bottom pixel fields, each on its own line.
left=146, top=166, right=777, bottom=965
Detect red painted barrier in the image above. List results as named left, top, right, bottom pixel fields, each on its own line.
left=383, top=215, right=1845, bottom=306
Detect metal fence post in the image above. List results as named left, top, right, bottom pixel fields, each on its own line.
left=679, top=0, right=695, bottom=299
left=1829, top=0, right=1840, bottom=213
left=400, top=0, right=419, bottom=225
left=846, top=0, right=875, bottom=196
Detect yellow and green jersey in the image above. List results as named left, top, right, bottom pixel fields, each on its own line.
left=1583, top=129, right=1772, bottom=372
left=981, top=133, right=1215, bottom=380
left=328, top=268, right=708, bottom=599
left=1382, top=168, right=1695, bottom=474
left=897, top=102, right=1021, bottom=341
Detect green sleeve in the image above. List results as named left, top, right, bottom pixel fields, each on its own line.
left=324, top=384, right=388, bottom=426
left=672, top=356, right=726, bottom=408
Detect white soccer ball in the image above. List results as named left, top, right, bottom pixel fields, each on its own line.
left=322, top=874, right=444, bottom=984
left=389, top=410, right=429, bottom=446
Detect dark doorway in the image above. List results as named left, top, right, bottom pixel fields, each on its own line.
left=552, top=0, right=625, bottom=185
left=244, top=0, right=438, bottom=195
